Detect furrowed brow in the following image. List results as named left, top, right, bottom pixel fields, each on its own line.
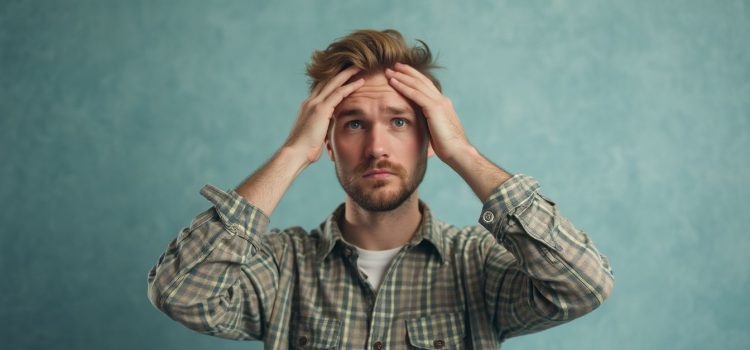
left=336, top=106, right=413, bottom=118
left=336, top=108, right=364, bottom=118
left=385, top=106, right=414, bottom=116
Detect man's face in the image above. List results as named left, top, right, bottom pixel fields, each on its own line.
left=326, top=71, right=433, bottom=212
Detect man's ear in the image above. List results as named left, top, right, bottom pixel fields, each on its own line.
left=325, top=129, right=334, bottom=161
left=416, top=107, right=435, bottom=158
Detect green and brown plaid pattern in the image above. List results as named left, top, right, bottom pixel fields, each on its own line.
left=147, top=174, right=614, bottom=349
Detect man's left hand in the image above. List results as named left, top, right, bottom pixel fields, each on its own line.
left=385, top=63, right=471, bottom=164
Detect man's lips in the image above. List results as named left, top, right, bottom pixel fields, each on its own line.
left=363, top=169, right=394, bottom=178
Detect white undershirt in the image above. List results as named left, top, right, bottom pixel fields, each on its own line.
left=347, top=241, right=404, bottom=291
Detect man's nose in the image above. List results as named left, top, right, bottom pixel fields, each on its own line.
left=365, top=124, right=390, bottom=159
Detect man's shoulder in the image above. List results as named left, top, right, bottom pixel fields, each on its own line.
left=251, top=223, right=329, bottom=262
left=260, top=224, right=323, bottom=244
left=433, top=218, right=497, bottom=251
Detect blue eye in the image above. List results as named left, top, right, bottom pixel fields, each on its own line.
left=393, top=118, right=407, bottom=127
left=346, top=120, right=362, bottom=129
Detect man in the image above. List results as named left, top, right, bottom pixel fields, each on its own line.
left=147, top=29, right=614, bottom=349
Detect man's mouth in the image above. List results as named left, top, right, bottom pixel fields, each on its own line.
left=363, top=169, right=394, bottom=179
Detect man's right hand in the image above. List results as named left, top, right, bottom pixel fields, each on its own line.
left=283, top=66, right=365, bottom=164
left=234, top=66, right=364, bottom=216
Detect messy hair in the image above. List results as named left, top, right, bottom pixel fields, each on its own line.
left=305, top=29, right=441, bottom=93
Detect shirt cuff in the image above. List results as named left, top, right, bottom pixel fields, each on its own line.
left=478, top=174, right=539, bottom=225
left=199, top=184, right=270, bottom=239
left=477, top=174, right=563, bottom=252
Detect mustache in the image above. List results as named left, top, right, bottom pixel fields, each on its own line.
left=356, top=160, right=406, bottom=177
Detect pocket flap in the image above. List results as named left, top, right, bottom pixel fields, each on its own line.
left=291, top=316, right=341, bottom=349
left=406, top=312, right=466, bottom=349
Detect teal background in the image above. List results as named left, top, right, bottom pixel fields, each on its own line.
left=2, top=0, right=748, bottom=349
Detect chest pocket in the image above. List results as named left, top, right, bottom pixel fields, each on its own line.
left=406, top=312, right=466, bottom=349
left=291, top=316, right=342, bottom=349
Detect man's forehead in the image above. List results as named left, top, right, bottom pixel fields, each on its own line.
left=336, top=72, right=415, bottom=114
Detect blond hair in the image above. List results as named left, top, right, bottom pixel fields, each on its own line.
left=305, top=29, right=441, bottom=93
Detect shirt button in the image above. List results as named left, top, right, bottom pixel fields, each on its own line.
left=434, top=339, right=445, bottom=348
left=344, top=248, right=352, bottom=257
left=298, top=336, right=308, bottom=346
left=373, top=341, right=383, bottom=350
left=482, top=210, right=495, bottom=223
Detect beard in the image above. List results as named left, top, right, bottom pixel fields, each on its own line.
left=334, top=156, right=427, bottom=212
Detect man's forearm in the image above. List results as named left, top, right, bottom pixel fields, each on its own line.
left=445, top=145, right=513, bottom=203
left=234, top=146, right=310, bottom=217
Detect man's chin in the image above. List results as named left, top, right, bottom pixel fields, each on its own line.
left=351, top=187, right=413, bottom=212
left=356, top=199, right=405, bottom=212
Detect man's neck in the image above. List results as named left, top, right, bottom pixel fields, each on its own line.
left=339, top=192, right=423, bottom=251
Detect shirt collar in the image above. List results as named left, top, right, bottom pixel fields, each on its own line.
left=316, top=200, right=446, bottom=265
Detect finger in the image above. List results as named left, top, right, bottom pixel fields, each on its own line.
left=388, top=76, right=435, bottom=111
left=320, top=78, right=365, bottom=114
left=311, top=80, right=325, bottom=97
left=392, top=62, right=441, bottom=94
left=315, top=66, right=362, bottom=100
left=385, top=67, right=441, bottom=99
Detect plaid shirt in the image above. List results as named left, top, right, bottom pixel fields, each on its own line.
left=147, top=174, right=614, bottom=349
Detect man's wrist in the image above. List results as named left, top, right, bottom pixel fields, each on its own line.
left=275, top=145, right=313, bottom=176
left=446, top=144, right=512, bottom=202
left=443, top=142, right=480, bottom=171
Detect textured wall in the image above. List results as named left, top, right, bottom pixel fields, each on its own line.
left=1, top=0, right=748, bottom=349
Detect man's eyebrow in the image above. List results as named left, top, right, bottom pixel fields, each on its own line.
left=384, top=106, right=413, bottom=115
left=337, top=108, right=364, bottom=118
left=337, top=106, right=413, bottom=117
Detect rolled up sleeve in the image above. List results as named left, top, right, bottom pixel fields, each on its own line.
left=146, top=184, right=279, bottom=340
left=479, top=174, right=614, bottom=340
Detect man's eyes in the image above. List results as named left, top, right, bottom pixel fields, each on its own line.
left=345, top=120, right=362, bottom=129
left=344, top=118, right=409, bottom=129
